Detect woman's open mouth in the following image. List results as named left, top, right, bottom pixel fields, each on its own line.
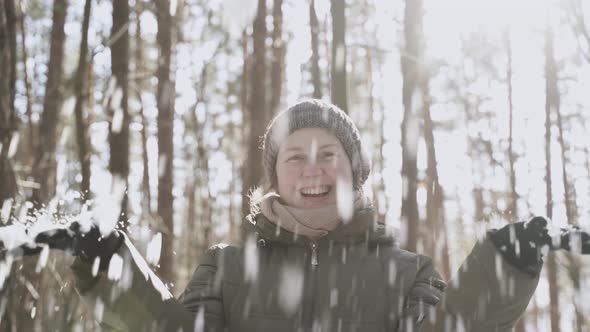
left=300, top=185, right=331, bottom=198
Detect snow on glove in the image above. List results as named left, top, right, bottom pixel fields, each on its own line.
left=553, top=225, right=590, bottom=254
left=0, top=221, right=123, bottom=271
left=34, top=221, right=124, bottom=270
left=488, top=216, right=552, bottom=277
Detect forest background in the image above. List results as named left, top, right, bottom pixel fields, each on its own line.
left=1, top=0, right=590, bottom=331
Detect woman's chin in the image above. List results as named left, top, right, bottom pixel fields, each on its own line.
left=297, top=194, right=333, bottom=208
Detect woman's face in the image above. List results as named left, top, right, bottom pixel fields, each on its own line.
left=275, top=128, right=353, bottom=208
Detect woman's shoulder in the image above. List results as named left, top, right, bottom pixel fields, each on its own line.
left=200, top=243, right=242, bottom=265
left=375, top=243, right=439, bottom=276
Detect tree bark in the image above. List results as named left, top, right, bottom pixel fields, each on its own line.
left=0, top=0, right=19, bottom=204
left=109, top=0, right=130, bottom=229
left=134, top=1, right=151, bottom=214
left=18, top=1, right=34, bottom=167
left=32, top=0, right=67, bottom=205
left=73, top=0, right=92, bottom=201
left=553, top=37, right=585, bottom=332
left=269, top=0, right=283, bottom=116
left=310, top=0, right=322, bottom=99
left=505, top=30, right=519, bottom=222
left=241, top=0, right=266, bottom=218
left=505, top=30, right=526, bottom=332
left=400, top=0, right=423, bottom=251
left=422, top=84, right=450, bottom=279
left=330, top=0, right=347, bottom=112
left=155, top=0, right=175, bottom=284
left=544, top=26, right=560, bottom=332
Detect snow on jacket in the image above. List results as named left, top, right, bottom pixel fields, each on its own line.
left=71, top=209, right=541, bottom=331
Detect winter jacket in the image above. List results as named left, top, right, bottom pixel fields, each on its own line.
left=71, top=209, right=541, bottom=331
left=179, top=208, right=446, bottom=331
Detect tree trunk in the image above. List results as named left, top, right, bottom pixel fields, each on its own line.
left=400, top=0, right=423, bottom=251
left=18, top=1, right=34, bottom=167
left=73, top=0, right=92, bottom=201
left=155, top=0, right=175, bottom=284
left=505, top=30, right=519, bottom=222
left=109, top=0, right=130, bottom=229
left=330, top=0, right=347, bottom=112
left=134, top=1, right=151, bottom=214
left=0, top=0, right=18, bottom=205
left=32, top=0, right=67, bottom=205
left=506, top=30, right=526, bottom=332
left=310, top=0, right=322, bottom=99
left=269, top=0, right=283, bottom=116
left=553, top=42, right=585, bottom=332
left=241, top=0, right=266, bottom=219
left=197, top=114, right=212, bottom=254
left=544, top=26, right=560, bottom=332
left=240, top=29, right=249, bottom=120
left=422, top=84, right=450, bottom=279
left=0, top=3, right=19, bottom=330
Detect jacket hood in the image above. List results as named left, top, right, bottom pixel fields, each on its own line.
left=242, top=208, right=398, bottom=248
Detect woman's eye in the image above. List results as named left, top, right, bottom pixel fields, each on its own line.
left=321, top=152, right=335, bottom=159
left=287, top=155, right=304, bottom=162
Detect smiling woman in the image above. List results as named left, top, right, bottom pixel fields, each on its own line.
left=275, top=128, right=353, bottom=208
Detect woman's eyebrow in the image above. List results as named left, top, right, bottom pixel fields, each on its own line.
left=283, top=146, right=304, bottom=152
left=318, top=144, right=337, bottom=150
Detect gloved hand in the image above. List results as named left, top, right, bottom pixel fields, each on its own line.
left=488, top=216, right=552, bottom=277
left=554, top=225, right=590, bottom=254
left=22, top=222, right=124, bottom=271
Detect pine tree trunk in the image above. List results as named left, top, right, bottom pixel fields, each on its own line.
left=109, top=0, right=130, bottom=228
left=505, top=30, right=527, bottom=332
left=155, top=0, right=175, bottom=284
left=242, top=0, right=266, bottom=218
left=423, top=83, right=450, bottom=279
left=269, top=0, right=283, bottom=116
left=0, top=2, right=19, bottom=329
left=400, top=0, right=423, bottom=251
left=544, top=26, right=560, bottom=332
left=0, top=0, right=18, bottom=205
left=330, top=0, right=347, bottom=112
left=310, top=0, right=322, bottom=99
left=32, top=0, right=67, bottom=206
left=134, top=1, right=151, bottom=214
left=553, top=44, right=585, bottom=332
left=73, top=0, right=92, bottom=201
left=505, top=30, right=519, bottom=222
left=18, top=2, right=34, bottom=167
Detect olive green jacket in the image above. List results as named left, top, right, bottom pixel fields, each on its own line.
left=72, top=211, right=540, bottom=331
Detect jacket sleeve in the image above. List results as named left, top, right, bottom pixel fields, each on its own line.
left=70, top=232, right=196, bottom=332
left=423, top=237, right=541, bottom=332
left=178, top=244, right=231, bottom=331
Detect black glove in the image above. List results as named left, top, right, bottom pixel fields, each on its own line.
left=554, top=225, right=590, bottom=254
left=27, top=222, right=124, bottom=270
left=488, top=216, right=552, bottom=277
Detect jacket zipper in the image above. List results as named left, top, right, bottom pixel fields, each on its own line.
left=310, top=242, right=318, bottom=266
left=303, top=241, right=319, bottom=330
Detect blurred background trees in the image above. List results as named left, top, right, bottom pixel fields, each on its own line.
left=1, top=0, right=590, bottom=330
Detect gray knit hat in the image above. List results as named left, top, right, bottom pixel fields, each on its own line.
left=262, top=99, right=371, bottom=190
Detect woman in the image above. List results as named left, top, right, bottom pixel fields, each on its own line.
left=22, top=99, right=549, bottom=331
left=175, top=99, right=544, bottom=331
left=179, top=99, right=446, bottom=331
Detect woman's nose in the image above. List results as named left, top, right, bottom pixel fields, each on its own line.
left=301, top=162, right=323, bottom=177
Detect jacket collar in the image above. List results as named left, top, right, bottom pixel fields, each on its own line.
left=243, top=208, right=397, bottom=247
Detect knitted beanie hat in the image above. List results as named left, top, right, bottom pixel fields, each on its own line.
left=261, top=99, right=371, bottom=190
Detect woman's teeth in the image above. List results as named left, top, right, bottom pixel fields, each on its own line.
left=300, top=186, right=331, bottom=196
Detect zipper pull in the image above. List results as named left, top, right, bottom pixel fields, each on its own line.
left=310, top=243, right=318, bottom=266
